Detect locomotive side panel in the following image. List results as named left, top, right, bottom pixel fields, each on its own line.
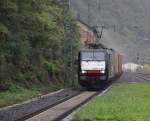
left=107, top=50, right=114, bottom=80
left=109, top=50, right=115, bottom=79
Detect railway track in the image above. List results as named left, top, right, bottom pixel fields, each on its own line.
left=25, top=91, right=98, bottom=121
left=0, top=84, right=111, bottom=121
left=21, top=85, right=110, bottom=121
left=135, top=72, right=150, bottom=81
left=0, top=89, right=82, bottom=121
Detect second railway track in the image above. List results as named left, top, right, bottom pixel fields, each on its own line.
left=135, top=72, right=150, bottom=81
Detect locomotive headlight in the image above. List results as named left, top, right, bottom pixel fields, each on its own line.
left=101, top=70, right=105, bottom=74
left=82, top=70, right=86, bottom=74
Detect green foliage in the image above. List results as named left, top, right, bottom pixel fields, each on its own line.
left=0, top=0, right=80, bottom=89
left=0, top=82, right=62, bottom=107
left=0, top=23, right=8, bottom=33
left=45, top=60, right=63, bottom=73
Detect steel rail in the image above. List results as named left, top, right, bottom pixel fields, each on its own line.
left=24, top=84, right=111, bottom=121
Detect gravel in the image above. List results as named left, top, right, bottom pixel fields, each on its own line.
left=0, top=88, right=81, bottom=121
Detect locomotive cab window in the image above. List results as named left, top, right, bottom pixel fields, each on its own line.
left=80, top=50, right=106, bottom=73
left=81, top=51, right=105, bottom=61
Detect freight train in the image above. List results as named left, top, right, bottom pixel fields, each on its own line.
left=78, top=44, right=123, bottom=89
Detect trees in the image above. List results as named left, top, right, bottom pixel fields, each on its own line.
left=0, top=0, right=80, bottom=89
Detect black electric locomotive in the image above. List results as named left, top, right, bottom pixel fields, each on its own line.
left=78, top=44, right=122, bottom=89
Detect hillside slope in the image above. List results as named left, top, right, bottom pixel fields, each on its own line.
left=0, top=0, right=80, bottom=90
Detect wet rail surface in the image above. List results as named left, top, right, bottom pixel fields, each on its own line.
left=0, top=88, right=83, bottom=121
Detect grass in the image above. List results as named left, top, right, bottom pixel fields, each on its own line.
left=72, top=83, right=150, bottom=121
left=0, top=83, right=62, bottom=108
